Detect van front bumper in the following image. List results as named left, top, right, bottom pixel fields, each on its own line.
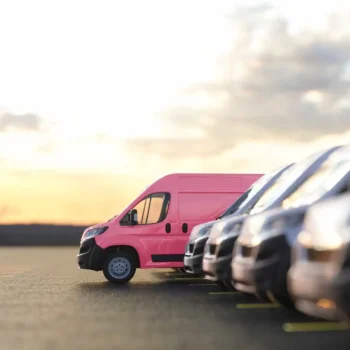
left=289, top=262, right=349, bottom=320
left=231, top=256, right=257, bottom=294
left=76, top=237, right=105, bottom=271
left=202, top=254, right=233, bottom=281
left=183, top=237, right=208, bottom=274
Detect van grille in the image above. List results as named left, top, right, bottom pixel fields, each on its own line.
left=209, top=244, right=216, bottom=255
left=306, top=248, right=336, bottom=262
left=188, top=243, right=194, bottom=254
left=241, top=246, right=253, bottom=258
left=218, top=244, right=233, bottom=257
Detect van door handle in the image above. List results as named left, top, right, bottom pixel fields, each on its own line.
left=165, top=223, right=171, bottom=233
left=182, top=223, right=188, bottom=233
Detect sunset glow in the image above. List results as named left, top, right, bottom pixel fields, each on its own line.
left=1, top=0, right=350, bottom=224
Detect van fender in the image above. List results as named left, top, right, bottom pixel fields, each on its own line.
left=95, top=234, right=147, bottom=268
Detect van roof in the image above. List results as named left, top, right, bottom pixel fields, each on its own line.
left=153, top=173, right=263, bottom=182
left=144, top=173, right=263, bottom=193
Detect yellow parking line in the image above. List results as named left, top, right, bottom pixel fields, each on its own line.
left=173, top=277, right=203, bottom=281
left=0, top=269, right=27, bottom=273
left=237, top=303, right=280, bottom=309
left=0, top=275, right=16, bottom=278
left=283, top=322, right=350, bottom=333
left=188, top=283, right=218, bottom=286
left=209, top=291, right=242, bottom=295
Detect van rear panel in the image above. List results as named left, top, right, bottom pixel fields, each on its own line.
left=177, top=192, right=242, bottom=223
left=176, top=174, right=245, bottom=192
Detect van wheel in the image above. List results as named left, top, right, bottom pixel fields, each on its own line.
left=103, top=251, right=136, bottom=284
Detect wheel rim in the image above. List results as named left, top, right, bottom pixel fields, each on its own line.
left=108, top=257, right=131, bottom=279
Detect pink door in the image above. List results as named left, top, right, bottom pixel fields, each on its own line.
left=119, top=191, right=184, bottom=267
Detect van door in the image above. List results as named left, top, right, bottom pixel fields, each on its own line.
left=120, top=191, right=183, bottom=266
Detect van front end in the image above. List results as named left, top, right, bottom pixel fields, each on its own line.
left=288, top=260, right=348, bottom=320
left=203, top=233, right=238, bottom=282
left=184, top=236, right=209, bottom=274
left=76, top=226, right=109, bottom=271
left=288, top=195, right=350, bottom=320
left=202, top=216, right=246, bottom=287
left=184, top=222, right=214, bottom=274
left=76, top=221, right=140, bottom=284
left=232, top=208, right=306, bottom=306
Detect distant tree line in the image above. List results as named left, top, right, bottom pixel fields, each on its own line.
left=0, top=224, right=91, bottom=246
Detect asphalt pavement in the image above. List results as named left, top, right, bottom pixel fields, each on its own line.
left=0, top=247, right=349, bottom=350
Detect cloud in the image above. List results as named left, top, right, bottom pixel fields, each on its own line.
left=0, top=112, right=42, bottom=131
left=124, top=4, right=350, bottom=159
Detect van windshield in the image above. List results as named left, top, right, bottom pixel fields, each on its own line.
left=218, top=189, right=251, bottom=218
left=218, top=167, right=284, bottom=219
left=282, top=159, right=350, bottom=208
left=248, top=150, right=324, bottom=213
left=234, top=166, right=285, bottom=211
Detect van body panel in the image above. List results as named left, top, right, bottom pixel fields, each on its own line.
left=85, top=173, right=263, bottom=269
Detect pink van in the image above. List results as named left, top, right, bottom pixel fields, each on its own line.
left=76, top=173, right=262, bottom=283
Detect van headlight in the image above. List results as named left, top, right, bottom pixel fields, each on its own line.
left=239, top=214, right=295, bottom=247
left=82, top=226, right=108, bottom=242
left=298, top=196, right=349, bottom=251
left=238, top=215, right=266, bottom=247
left=209, top=220, right=226, bottom=241
left=298, top=229, right=344, bottom=250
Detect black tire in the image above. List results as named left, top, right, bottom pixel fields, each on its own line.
left=103, top=251, right=136, bottom=284
left=215, top=281, right=226, bottom=288
left=223, top=279, right=236, bottom=290
left=275, top=294, right=295, bottom=308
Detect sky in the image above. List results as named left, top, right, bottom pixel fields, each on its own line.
left=1, top=0, right=350, bottom=225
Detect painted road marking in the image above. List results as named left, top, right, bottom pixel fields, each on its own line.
left=236, top=303, right=280, bottom=309
left=0, top=266, right=31, bottom=274
left=188, top=283, right=218, bottom=287
left=283, top=322, right=350, bottom=333
left=0, top=274, right=18, bottom=277
left=174, top=277, right=203, bottom=281
left=209, top=291, right=242, bottom=295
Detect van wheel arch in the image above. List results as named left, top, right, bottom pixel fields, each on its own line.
left=104, top=245, right=140, bottom=268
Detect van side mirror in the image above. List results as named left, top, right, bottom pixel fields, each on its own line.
left=129, top=209, right=138, bottom=225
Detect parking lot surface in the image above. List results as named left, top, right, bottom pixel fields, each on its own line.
left=0, top=247, right=349, bottom=350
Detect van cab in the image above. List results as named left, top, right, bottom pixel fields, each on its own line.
left=76, top=173, right=261, bottom=283
left=202, top=146, right=341, bottom=288
left=183, top=164, right=292, bottom=278
left=232, top=144, right=349, bottom=306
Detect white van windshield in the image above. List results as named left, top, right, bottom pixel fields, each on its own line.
left=282, top=157, right=350, bottom=208
left=249, top=150, right=324, bottom=213
left=219, top=189, right=251, bottom=218
left=235, top=166, right=284, bottom=211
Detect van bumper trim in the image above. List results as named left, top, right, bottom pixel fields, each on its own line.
left=151, top=254, right=184, bottom=263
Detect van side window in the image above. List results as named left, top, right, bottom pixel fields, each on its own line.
left=122, top=192, right=171, bottom=225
